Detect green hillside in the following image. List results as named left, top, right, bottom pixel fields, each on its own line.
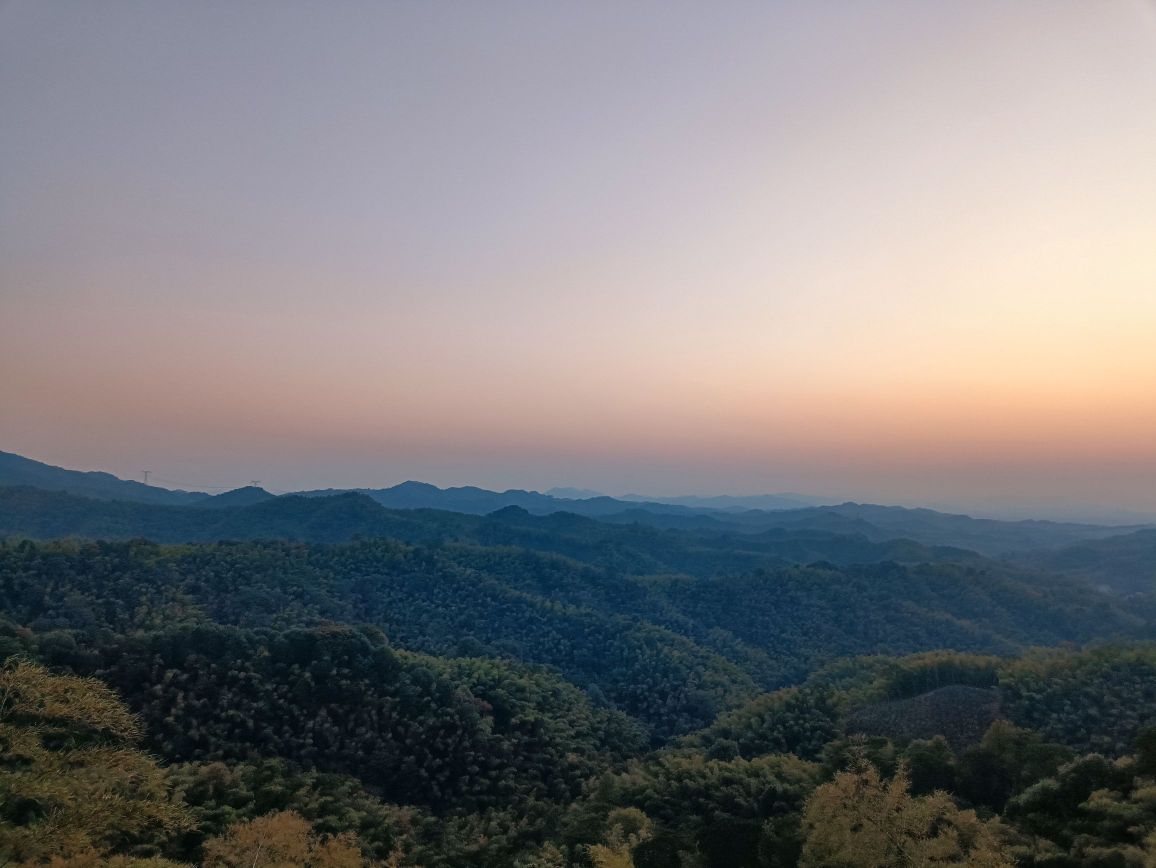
left=2, top=487, right=1155, bottom=866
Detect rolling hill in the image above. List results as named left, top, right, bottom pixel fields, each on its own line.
left=4, top=449, right=1146, bottom=556
left=1015, top=529, right=1156, bottom=595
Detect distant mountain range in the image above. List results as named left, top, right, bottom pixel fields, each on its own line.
left=0, top=450, right=829, bottom=520
left=293, top=481, right=821, bottom=520
left=1, top=448, right=1151, bottom=558
left=0, top=486, right=970, bottom=573
left=295, top=481, right=674, bottom=517
left=620, top=491, right=829, bottom=511
left=548, top=487, right=828, bottom=511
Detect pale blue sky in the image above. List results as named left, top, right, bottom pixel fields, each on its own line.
left=3, top=1, right=1156, bottom=515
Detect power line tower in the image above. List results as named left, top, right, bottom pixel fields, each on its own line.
left=249, top=480, right=261, bottom=488
left=142, top=470, right=151, bottom=486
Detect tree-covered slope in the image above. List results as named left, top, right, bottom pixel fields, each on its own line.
left=0, top=485, right=954, bottom=574
left=0, top=539, right=759, bottom=738
left=3, top=481, right=1155, bottom=867
left=82, top=623, right=645, bottom=813
left=1015, top=528, right=1156, bottom=595
left=1, top=538, right=1147, bottom=740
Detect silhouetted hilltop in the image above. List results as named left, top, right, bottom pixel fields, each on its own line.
left=295, top=481, right=710, bottom=518
left=0, top=449, right=207, bottom=505
left=194, top=485, right=276, bottom=508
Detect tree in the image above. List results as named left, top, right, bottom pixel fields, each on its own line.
left=800, top=760, right=1012, bottom=867
left=1136, top=724, right=1156, bottom=776
left=587, top=808, right=652, bottom=868
left=903, top=737, right=958, bottom=796
left=202, top=810, right=368, bottom=867
left=0, top=659, right=189, bottom=865
left=512, top=842, right=566, bottom=868
left=956, top=721, right=1071, bottom=810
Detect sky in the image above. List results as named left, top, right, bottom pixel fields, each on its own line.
left=2, top=1, right=1156, bottom=518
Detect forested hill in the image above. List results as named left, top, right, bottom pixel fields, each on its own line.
left=657, top=501, right=1151, bottom=556
left=1014, top=528, right=1156, bottom=595
left=3, top=534, right=1156, bottom=865
left=0, top=485, right=978, bottom=573
left=4, top=478, right=1156, bottom=865
left=1, top=536, right=1147, bottom=740
left=1, top=484, right=1135, bottom=575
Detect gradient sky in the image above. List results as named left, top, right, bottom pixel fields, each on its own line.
left=3, top=1, right=1156, bottom=516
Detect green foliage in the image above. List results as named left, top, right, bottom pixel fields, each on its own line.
left=870, top=651, right=1002, bottom=701
left=566, top=753, right=821, bottom=867
left=2, top=538, right=1140, bottom=742
left=0, top=539, right=757, bottom=739
left=1137, top=725, right=1156, bottom=776
left=1, top=511, right=1154, bottom=867
left=902, top=736, right=958, bottom=795
left=1002, top=734, right=1156, bottom=866
left=86, top=623, right=641, bottom=814
left=999, top=644, right=1156, bottom=755
left=682, top=686, right=842, bottom=761
left=955, top=721, right=1073, bottom=811
left=640, top=560, right=1135, bottom=685
left=1019, top=527, right=1156, bottom=595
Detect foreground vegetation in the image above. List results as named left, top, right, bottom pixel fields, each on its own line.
left=5, top=646, right=1156, bottom=866
left=1, top=526, right=1155, bottom=865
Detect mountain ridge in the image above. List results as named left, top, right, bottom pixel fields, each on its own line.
left=0, top=449, right=209, bottom=505
left=1, top=448, right=1150, bottom=556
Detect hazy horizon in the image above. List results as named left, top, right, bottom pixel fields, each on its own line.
left=7, top=444, right=1156, bottom=526
left=4, top=2, right=1156, bottom=517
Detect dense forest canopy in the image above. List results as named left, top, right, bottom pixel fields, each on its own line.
left=2, top=472, right=1156, bottom=866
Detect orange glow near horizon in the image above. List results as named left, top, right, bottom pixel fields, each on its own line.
left=2, top=2, right=1156, bottom=514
